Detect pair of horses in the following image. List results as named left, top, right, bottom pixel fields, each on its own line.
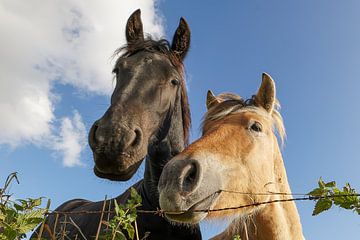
left=33, top=9, right=304, bottom=240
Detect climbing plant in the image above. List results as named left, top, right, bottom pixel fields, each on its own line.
left=309, top=177, right=360, bottom=216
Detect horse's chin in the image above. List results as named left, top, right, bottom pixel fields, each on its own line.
left=165, top=211, right=208, bottom=225
left=164, top=191, right=220, bottom=224
left=93, top=160, right=143, bottom=181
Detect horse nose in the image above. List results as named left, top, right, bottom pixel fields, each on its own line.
left=159, top=159, right=202, bottom=197
left=89, top=119, right=143, bottom=151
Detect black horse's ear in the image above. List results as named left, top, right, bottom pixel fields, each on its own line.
left=171, top=17, right=191, bottom=59
left=126, top=9, right=144, bottom=43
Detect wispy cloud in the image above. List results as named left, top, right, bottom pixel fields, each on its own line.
left=53, top=111, right=87, bottom=167
left=0, top=0, right=164, bottom=166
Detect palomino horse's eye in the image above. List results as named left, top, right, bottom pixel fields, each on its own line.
left=250, top=122, right=262, bottom=132
left=171, top=79, right=180, bottom=86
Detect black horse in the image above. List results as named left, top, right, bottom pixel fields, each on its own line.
left=32, top=9, right=201, bottom=240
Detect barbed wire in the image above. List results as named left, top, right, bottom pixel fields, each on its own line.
left=40, top=192, right=360, bottom=217
left=1, top=172, right=359, bottom=218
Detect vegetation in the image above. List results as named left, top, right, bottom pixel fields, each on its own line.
left=0, top=173, right=142, bottom=240
left=309, top=177, right=360, bottom=216
left=1, top=173, right=359, bottom=240
left=0, top=196, right=46, bottom=239
left=99, top=188, right=142, bottom=240
left=0, top=173, right=46, bottom=240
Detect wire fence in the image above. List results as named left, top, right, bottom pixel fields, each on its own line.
left=1, top=172, right=360, bottom=240
left=2, top=172, right=360, bottom=217
left=42, top=190, right=360, bottom=217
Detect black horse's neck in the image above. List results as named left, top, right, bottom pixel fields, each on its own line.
left=143, top=88, right=185, bottom=206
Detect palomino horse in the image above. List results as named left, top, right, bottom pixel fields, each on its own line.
left=158, top=73, right=304, bottom=239
left=32, top=9, right=201, bottom=240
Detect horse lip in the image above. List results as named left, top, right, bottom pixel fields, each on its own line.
left=164, top=191, right=220, bottom=223
left=93, top=161, right=142, bottom=181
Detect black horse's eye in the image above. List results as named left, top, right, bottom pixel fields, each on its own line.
left=171, top=79, right=180, bottom=86
left=250, top=122, right=262, bottom=132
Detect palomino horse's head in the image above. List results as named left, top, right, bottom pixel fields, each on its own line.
left=89, top=9, right=191, bottom=181
left=158, top=73, right=286, bottom=223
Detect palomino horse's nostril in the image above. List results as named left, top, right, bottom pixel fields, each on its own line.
left=181, top=161, right=200, bottom=196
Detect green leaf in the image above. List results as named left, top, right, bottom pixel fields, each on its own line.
left=130, top=188, right=141, bottom=204
left=325, top=181, right=336, bottom=188
left=355, top=208, right=360, bottom=215
left=33, top=198, right=42, bottom=207
left=114, top=200, right=121, bottom=216
left=126, top=213, right=136, bottom=222
left=124, top=222, right=135, bottom=239
left=333, top=195, right=346, bottom=206
left=312, top=198, right=332, bottom=216
left=115, top=231, right=127, bottom=240
left=1, top=227, right=18, bottom=240
left=308, top=188, right=326, bottom=197
left=13, top=204, right=23, bottom=211
left=344, top=183, right=353, bottom=193
left=0, top=213, right=5, bottom=222
left=318, top=177, right=326, bottom=188
left=332, top=187, right=341, bottom=194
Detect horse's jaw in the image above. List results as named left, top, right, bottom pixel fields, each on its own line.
left=162, top=190, right=221, bottom=224
left=93, top=158, right=143, bottom=181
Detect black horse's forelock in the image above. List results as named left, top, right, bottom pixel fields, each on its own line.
left=112, top=38, right=191, bottom=145
left=113, top=38, right=182, bottom=72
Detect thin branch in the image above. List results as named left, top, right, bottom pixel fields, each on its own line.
left=106, top=198, right=112, bottom=231
left=95, top=195, right=107, bottom=240
left=37, top=199, right=51, bottom=240
left=0, top=172, right=19, bottom=203
left=61, top=215, right=67, bottom=240
left=68, top=217, right=88, bottom=240
left=53, top=213, right=59, bottom=238
left=43, top=224, right=56, bottom=240
left=134, top=220, right=139, bottom=240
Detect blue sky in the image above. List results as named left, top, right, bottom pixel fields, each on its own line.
left=1, top=0, right=360, bottom=239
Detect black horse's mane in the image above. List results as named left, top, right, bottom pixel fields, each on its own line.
left=112, top=38, right=191, bottom=145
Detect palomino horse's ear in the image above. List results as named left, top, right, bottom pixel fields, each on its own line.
left=206, top=90, right=221, bottom=109
left=254, top=73, right=276, bottom=113
left=171, top=18, right=191, bottom=59
left=126, top=9, right=144, bottom=43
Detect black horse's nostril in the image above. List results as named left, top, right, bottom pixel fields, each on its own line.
left=181, top=161, right=200, bottom=195
left=131, top=127, right=142, bottom=148
left=89, top=121, right=99, bottom=148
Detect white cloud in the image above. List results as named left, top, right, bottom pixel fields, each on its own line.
left=53, top=111, right=87, bottom=167
left=0, top=0, right=164, bottom=166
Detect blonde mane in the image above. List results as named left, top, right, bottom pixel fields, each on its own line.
left=201, top=93, right=286, bottom=144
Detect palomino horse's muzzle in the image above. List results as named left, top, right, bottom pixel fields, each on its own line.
left=158, top=155, right=222, bottom=223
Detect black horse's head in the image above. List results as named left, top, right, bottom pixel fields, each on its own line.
left=89, top=9, right=191, bottom=181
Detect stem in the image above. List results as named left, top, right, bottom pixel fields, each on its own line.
left=37, top=199, right=51, bottom=240
left=95, top=196, right=107, bottom=240
left=134, top=220, right=139, bottom=240
left=0, top=172, right=19, bottom=203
